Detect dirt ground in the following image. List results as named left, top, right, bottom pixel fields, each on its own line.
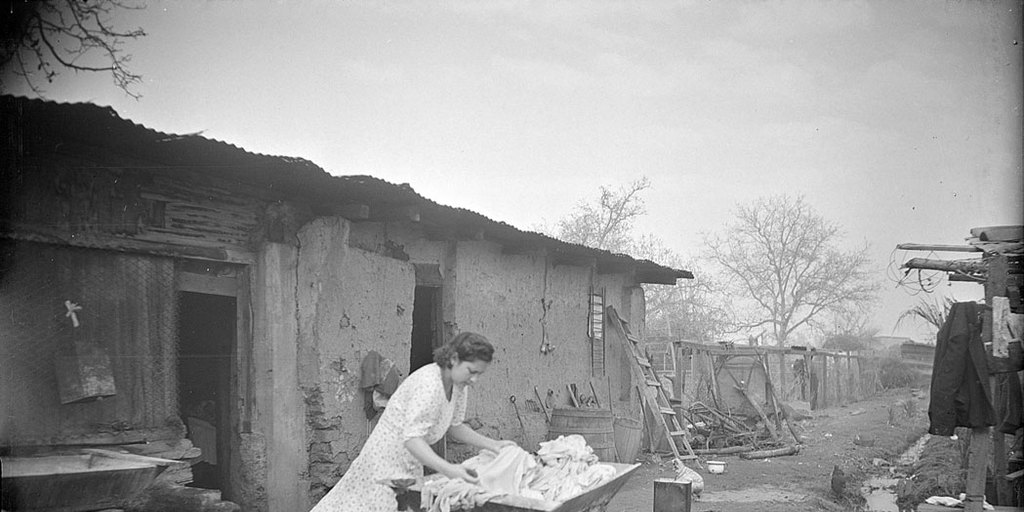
left=605, top=388, right=929, bottom=512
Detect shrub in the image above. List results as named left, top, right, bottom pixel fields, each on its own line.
left=879, top=358, right=917, bottom=389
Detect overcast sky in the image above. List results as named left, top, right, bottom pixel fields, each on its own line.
left=9, top=0, right=1022, bottom=342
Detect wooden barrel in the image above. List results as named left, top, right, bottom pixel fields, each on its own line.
left=613, top=417, right=643, bottom=463
left=547, top=407, right=616, bottom=462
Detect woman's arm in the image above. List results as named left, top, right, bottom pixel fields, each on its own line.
left=447, top=423, right=516, bottom=453
left=404, top=437, right=479, bottom=484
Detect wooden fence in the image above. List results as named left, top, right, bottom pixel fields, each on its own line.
left=647, top=339, right=890, bottom=411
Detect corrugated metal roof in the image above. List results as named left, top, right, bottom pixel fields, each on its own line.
left=2, top=95, right=691, bottom=283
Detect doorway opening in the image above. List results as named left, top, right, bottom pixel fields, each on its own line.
left=410, top=285, right=442, bottom=373
left=177, top=291, right=235, bottom=493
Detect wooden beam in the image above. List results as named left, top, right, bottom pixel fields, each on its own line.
left=502, top=245, right=542, bottom=256
left=903, top=257, right=987, bottom=273
left=636, top=270, right=682, bottom=285
left=554, top=252, right=597, bottom=268
left=326, top=203, right=370, bottom=220
left=965, top=427, right=991, bottom=512
left=372, top=204, right=421, bottom=222
left=1, top=225, right=254, bottom=264
left=970, top=225, right=1023, bottom=242
left=897, top=243, right=982, bottom=252
left=950, top=273, right=985, bottom=282
left=176, top=272, right=238, bottom=296
left=981, top=253, right=1012, bottom=507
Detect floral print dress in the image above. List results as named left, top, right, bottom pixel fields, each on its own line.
left=310, top=363, right=468, bottom=512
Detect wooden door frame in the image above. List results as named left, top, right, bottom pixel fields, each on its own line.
left=175, top=263, right=250, bottom=502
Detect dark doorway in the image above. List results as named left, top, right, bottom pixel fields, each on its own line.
left=177, top=292, right=234, bottom=492
left=410, top=285, right=441, bottom=373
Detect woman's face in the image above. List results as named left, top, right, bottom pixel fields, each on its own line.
left=449, top=358, right=490, bottom=386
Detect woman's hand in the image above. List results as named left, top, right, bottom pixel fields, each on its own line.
left=490, top=439, right=518, bottom=452
left=444, top=465, right=480, bottom=485
left=449, top=424, right=519, bottom=454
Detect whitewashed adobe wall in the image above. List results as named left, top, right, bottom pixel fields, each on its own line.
left=290, top=216, right=644, bottom=505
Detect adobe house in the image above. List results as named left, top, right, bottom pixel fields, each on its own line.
left=0, top=96, right=691, bottom=511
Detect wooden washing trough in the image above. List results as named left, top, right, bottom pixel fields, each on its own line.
left=401, top=462, right=640, bottom=512
left=1, top=449, right=180, bottom=512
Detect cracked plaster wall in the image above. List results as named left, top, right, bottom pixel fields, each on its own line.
left=293, top=217, right=644, bottom=503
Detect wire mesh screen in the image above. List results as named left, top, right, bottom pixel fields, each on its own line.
left=0, top=240, right=179, bottom=446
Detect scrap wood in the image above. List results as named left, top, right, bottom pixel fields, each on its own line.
left=688, top=402, right=766, bottom=451
left=691, top=402, right=751, bottom=435
left=691, top=445, right=754, bottom=456
left=756, top=352, right=804, bottom=444
left=699, top=351, right=721, bottom=408
left=739, top=444, right=801, bottom=459
left=724, top=369, right=781, bottom=443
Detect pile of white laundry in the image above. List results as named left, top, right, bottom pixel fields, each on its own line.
left=419, top=435, right=618, bottom=512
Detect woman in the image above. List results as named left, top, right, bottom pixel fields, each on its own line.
left=311, top=332, right=515, bottom=512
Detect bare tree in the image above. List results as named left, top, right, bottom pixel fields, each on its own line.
left=704, top=195, right=877, bottom=347
left=556, top=177, right=650, bottom=252
left=632, top=235, right=728, bottom=342
left=1, top=0, right=146, bottom=98
left=820, top=309, right=880, bottom=352
left=552, top=178, right=726, bottom=342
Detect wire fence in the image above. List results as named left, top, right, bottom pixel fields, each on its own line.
left=1, top=239, right=179, bottom=446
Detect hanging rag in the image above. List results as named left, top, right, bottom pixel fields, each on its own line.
left=360, top=350, right=402, bottom=419
left=928, top=302, right=995, bottom=436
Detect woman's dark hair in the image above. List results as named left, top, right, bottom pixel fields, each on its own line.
left=433, top=332, right=494, bottom=368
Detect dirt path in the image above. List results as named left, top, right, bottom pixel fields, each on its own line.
left=606, top=388, right=929, bottom=512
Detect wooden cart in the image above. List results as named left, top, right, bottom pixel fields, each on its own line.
left=401, top=462, right=640, bottom=512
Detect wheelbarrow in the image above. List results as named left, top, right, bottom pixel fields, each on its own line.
left=399, top=461, right=640, bottom=512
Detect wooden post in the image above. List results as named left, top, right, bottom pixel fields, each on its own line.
left=778, top=352, right=787, bottom=402
left=846, top=352, right=853, bottom=402
left=992, top=375, right=1011, bottom=506
left=983, top=253, right=1013, bottom=505
left=833, top=355, right=843, bottom=405
left=820, top=355, right=828, bottom=409
left=853, top=356, right=862, bottom=401
left=654, top=479, right=691, bottom=512
left=964, top=427, right=991, bottom=512
left=674, top=344, right=684, bottom=404
left=802, top=353, right=811, bottom=403
left=806, top=354, right=817, bottom=409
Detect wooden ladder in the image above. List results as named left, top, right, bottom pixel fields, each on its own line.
left=606, top=305, right=698, bottom=462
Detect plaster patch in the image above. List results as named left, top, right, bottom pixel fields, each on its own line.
left=335, top=380, right=358, bottom=404
left=328, top=357, right=347, bottom=374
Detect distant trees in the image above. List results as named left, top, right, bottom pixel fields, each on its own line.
left=633, top=235, right=729, bottom=342
left=556, top=177, right=650, bottom=253
left=0, top=0, right=146, bottom=97
left=704, top=195, right=878, bottom=347
left=553, top=177, right=726, bottom=342
left=554, top=188, right=877, bottom=347
left=821, top=310, right=880, bottom=352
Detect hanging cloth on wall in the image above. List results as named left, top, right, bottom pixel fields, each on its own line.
left=927, top=302, right=995, bottom=436
left=360, top=350, right=402, bottom=419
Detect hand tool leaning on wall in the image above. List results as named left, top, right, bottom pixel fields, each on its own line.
left=509, top=395, right=528, bottom=445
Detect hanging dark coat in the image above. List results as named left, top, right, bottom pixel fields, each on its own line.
left=927, top=302, right=995, bottom=436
